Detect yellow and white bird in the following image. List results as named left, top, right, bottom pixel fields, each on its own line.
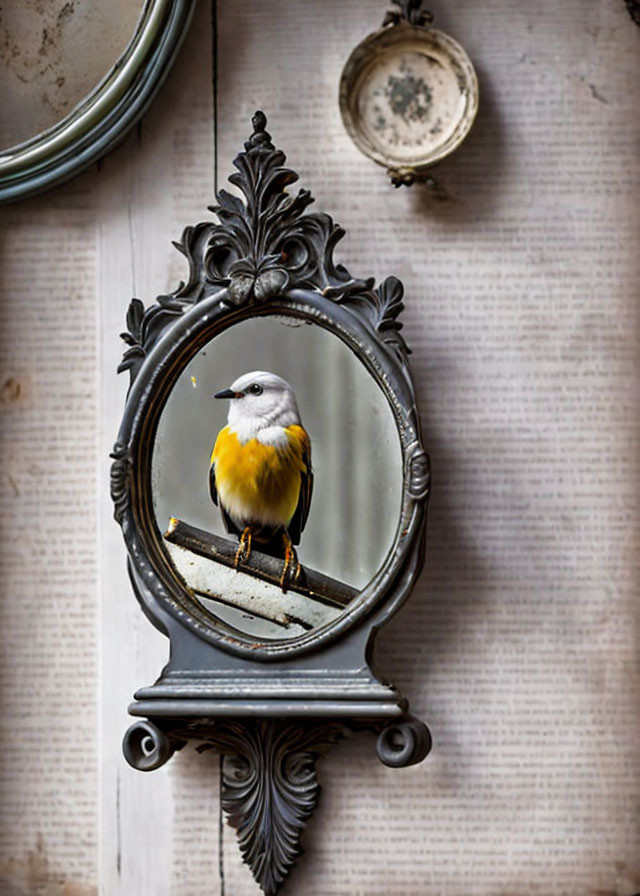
left=210, top=371, right=313, bottom=590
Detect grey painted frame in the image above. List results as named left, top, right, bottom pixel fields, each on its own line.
left=114, top=294, right=428, bottom=664
left=112, top=111, right=432, bottom=895
left=0, top=0, right=196, bottom=204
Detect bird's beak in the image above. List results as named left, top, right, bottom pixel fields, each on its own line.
left=214, top=387, right=237, bottom=399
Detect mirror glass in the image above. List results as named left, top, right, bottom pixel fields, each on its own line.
left=0, top=1, right=144, bottom=149
left=152, top=314, right=403, bottom=641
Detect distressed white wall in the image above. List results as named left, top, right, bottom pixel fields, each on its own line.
left=0, top=2, right=639, bottom=895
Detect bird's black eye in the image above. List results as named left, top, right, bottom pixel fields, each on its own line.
left=249, top=383, right=263, bottom=395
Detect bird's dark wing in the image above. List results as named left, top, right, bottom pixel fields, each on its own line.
left=208, top=460, right=218, bottom=506
left=220, top=502, right=240, bottom=536
left=288, top=439, right=313, bottom=546
left=209, top=458, right=241, bottom=536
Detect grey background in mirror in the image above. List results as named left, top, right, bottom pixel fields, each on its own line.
left=152, top=315, right=403, bottom=593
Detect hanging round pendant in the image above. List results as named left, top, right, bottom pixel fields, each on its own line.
left=339, top=3, right=478, bottom=187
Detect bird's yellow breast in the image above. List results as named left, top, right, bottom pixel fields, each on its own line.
left=211, top=425, right=309, bottom=527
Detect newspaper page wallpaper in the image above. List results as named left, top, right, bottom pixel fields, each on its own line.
left=0, top=1, right=638, bottom=895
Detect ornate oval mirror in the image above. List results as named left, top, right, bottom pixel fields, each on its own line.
left=112, top=112, right=429, bottom=663
left=113, top=112, right=431, bottom=896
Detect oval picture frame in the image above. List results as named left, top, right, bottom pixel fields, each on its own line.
left=0, top=0, right=195, bottom=203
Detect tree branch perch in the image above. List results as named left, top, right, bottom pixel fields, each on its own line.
left=164, top=518, right=357, bottom=611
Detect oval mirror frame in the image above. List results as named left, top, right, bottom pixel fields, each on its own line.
left=111, top=112, right=430, bottom=663
left=0, top=0, right=195, bottom=204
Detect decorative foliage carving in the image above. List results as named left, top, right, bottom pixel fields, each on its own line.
left=118, top=297, right=145, bottom=373
left=383, top=0, right=434, bottom=29
left=204, top=109, right=369, bottom=304
left=118, top=291, right=188, bottom=379
left=109, top=442, right=132, bottom=523
left=204, top=719, right=343, bottom=895
left=117, top=111, right=411, bottom=379
left=333, top=275, right=410, bottom=359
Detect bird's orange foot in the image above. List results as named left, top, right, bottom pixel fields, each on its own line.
left=280, top=533, right=301, bottom=593
left=234, top=527, right=253, bottom=568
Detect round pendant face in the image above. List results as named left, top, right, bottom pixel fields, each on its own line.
left=340, top=23, right=478, bottom=180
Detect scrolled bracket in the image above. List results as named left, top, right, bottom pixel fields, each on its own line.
left=122, top=714, right=430, bottom=892
left=376, top=714, right=432, bottom=768
left=123, top=717, right=343, bottom=895
left=122, top=720, right=184, bottom=772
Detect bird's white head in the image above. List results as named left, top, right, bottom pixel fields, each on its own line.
left=214, top=370, right=301, bottom=442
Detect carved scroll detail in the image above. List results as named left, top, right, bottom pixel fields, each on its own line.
left=376, top=714, right=432, bottom=767
left=150, top=719, right=345, bottom=895
left=408, top=446, right=431, bottom=499
left=123, top=719, right=182, bottom=771
left=117, top=111, right=412, bottom=381
left=213, top=720, right=342, bottom=895
left=109, top=442, right=132, bottom=523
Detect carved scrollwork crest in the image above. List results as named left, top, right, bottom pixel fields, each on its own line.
left=117, top=111, right=411, bottom=382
